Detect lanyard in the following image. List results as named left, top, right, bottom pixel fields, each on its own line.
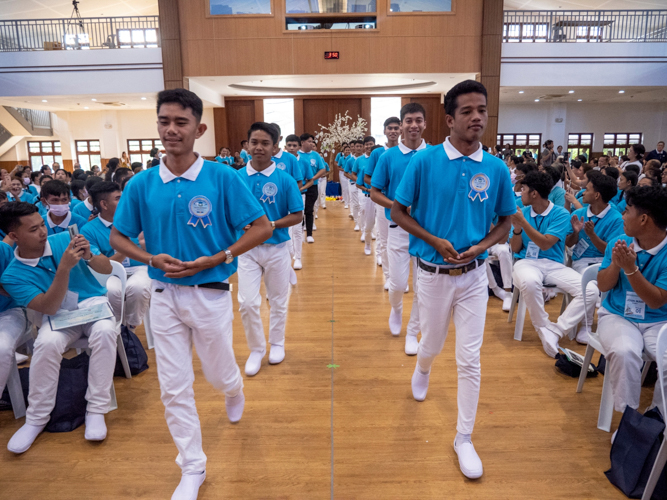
left=532, top=214, right=546, bottom=233
left=636, top=252, right=656, bottom=274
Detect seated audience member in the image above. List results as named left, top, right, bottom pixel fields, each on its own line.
left=642, top=159, right=662, bottom=182
left=639, top=177, right=659, bottom=188
left=103, top=158, right=120, bottom=183
left=508, top=155, right=523, bottom=184
left=18, top=169, right=38, bottom=198
left=566, top=169, right=601, bottom=211
left=91, top=165, right=101, bottom=176
left=53, top=169, right=70, bottom=183
left=0, top=202, right=115, bottom=453
left=511, top=172, right=597, bottom=354
left=596, top=186, right=667, bottom=431
left=131, top=162, right=144, bottom=175
left=72, top=170, right=87, bottom=183
left=567, top=174, right=624, bottom=273
left=215, top=147, right=236, bottom=166
left=30, top=172, right=42, bottom=194
left=112, top=167, right=133, bottom=186
left=545, top=166, right=566, bottom=207
left=40, top=181, right=88, bottom=235
left=513, top=162, right=538, bottom=205
left=40, top=165, right=52, bottom=177
left=73, top=176, right=103, bottom=221
left=644, top=141, right=666, bottom=164
left=603, top=165, right=620, bottom=183
left=620, top=145, right=644, bottom=173
left=70, top=180, right=86, bottom=208
left=7, top=177, right=36, bottom=203
left=34, top=175, right=53, bottom=215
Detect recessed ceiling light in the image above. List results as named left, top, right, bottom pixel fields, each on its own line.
left=534, top=99, right=540, bottom=102
left=569, top=90, right=574, bottom=93
left=519, top=90, right=524, bottom=94
left=84, top=106, right=89, bottom=109
left=91, top=98, right=97, bottom=101
left=42, top=99, right=48, bottom=102
left=578, top=99, right=582, bottom=101
left=141, top=97, right=147, bottom=100
left=619, top=90, right=625, bottom=93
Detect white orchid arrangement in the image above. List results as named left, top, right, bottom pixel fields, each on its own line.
left=315, top=112, right=368, bottom=158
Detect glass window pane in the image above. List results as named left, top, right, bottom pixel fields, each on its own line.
left=503, top=135, right=514, bottom=144
left=146, top=30, right=158, bottom=43
left=515, top=134, right=527, bottom=144
left=76, top=141, right=88, bottom=152
left=211, top=0, right=271, bottom=15
left=128, top=140, right=140, bottom=151
left=264, top=98, right=296, bottom=150
left=522, top=24, right=534, bottom=37
left=31, top=157, right=42, bottom=169
left=28, top=142, right=40, bottom=153
left=497, top=134, right=501, bottom=144
left=118, top=30, right=131, bottom=43
left=604, top=134, right=615, bottom=145
left=91, top=154, right=101, bottom=166
left=43, top=155, right=54, bottom=165
left=368, top=97, right=401, bottom=147
left=536, top=24, right=548, bottom=37
left=79, top=155, right=91, bottom=170
left=130, top=154, right=142, bottom=164
left=508, top=24, right=520, bottom=38
left=581, top=134, right=592, bottom=144
left=141, top=154, right=151, bottom=164
left=629, top=134, right=641, bottom=144
left=55, top=155, right=62, bottom=165
left=54, top=142, right=61, bottom=153
left=617, top=134, right=628, bottom=144
left=384, top=0, right=451, bottom=13
left=132, top=30, right=145, bottom=44
left=90, top=141, right=100, bottom=152
left=568, top=136, right=578, bottom=146
left=529, top=135, right=540, bottom=145
left=141, top=140, right=153, bottom=151
left=41, top=142, right=52, bottom=153
left=154, top=140, right=163, bottom=150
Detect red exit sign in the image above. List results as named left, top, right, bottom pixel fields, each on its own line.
left=324, top=51, right=340, bottom=60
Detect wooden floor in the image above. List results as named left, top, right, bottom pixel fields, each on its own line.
left=0, top=201, right=653, bottom=499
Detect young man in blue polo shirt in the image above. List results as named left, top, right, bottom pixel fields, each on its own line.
left=338, top=143, right=351, bottom=209
left=81, top=181, right=151, bottom=332
left=0, top=202, right=115, bottom=453
left=238, top=123, right=303, bottom=376
left=392, top=81, right=516, bottom=479
left=283, top=134, right=306, bottom=270
left=567, top=174, right=624, bottom=274
left=110, top=89, right=272, bottom=500
left=511, top=172, right=598, bottom=351
left=40, top=180, right=88, bottom=236
left=597, top=186, right=667, bottom=428
left=297, top=133, right=327, bottom=244
left=355, top=136, right=377, bottom=254
left=239, top=140, right=251, bottom=165
left=371, top=105, right=426, bottom=352
left=344, top=140, right=362, bottom=229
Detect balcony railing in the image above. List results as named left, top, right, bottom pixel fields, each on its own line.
left=503, top=10, right=667, bottom=42
left=0, top=16, right=159, bottom=52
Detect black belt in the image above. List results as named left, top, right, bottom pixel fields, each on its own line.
left=417, top=258, right=484, bottom=276
left=364, top=193, right=370, bottom=197
left=192, top=282, right=231, bottom=291
left=389, top=224, right=398, bottom=228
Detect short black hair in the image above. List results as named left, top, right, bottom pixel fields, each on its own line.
left=510, top=155, right=524, bottom=165
left=371, top=144, right=383, bottom=152
left=40, top=165, right=51, bottom=173
left=0, top=201, right=39, bottom=234
left=131, top=162, right=143, bottom=173
left=400, top=102, right=426, bottom=121
left=89, top=181, right=121, bottom=211
left=516, top=162, right=538, bottom=176
left=30, top=171, right=41, bottom=183
left=444, top=80, right=488, bottom=117
left=270, top=122, right=281, bottom=136
left=626, top=186, right=667, bottom=229
left=70, top=180, right=86, bottom=200
left=112, top=167, right=133, bottom=185
left=383, top=117, right=400, bottom=128
left=621, top=170, right=638, bottom=187
left=85, top=175, right=103, bottom=192
left=363, top=136, right=376, bottom=144
left=604, top=166, right=620, bottom=181
left=630, top=144, right=645, bottom=159
left=156, top=88, right=203, bottom=122
left=543, top=166, right=562, bottom=186
left=624, top=164, right=641, bottom=175
left=248, top=122, right=279, bottom=145
left=585, top=169, right=603, bottom=183
left=522, top=171, right=554, bottom=199
left=589, top=174, right=618, bottom=203
left=285, top=134, right=301, bottom=145
left=571, top=159, right=582, bottom=169
left=241, top=140, right=248, bottom=147
left=72, top=169, right=87, bottom=181
left=300, top=133, right=315, bottom=142
left=40, top=180, right=70, bottom=200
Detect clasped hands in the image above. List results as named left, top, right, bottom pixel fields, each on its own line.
left=151, top=254, right=215, bottom=278
left=611, top=239, right=637, bottom=274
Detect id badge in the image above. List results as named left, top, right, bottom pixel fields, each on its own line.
left=624, top=291, right=646, bottom=320
left=526, top=241, right=540, bottom=259
left=61, top=290, right=79, bottom=311
left=573, top=239, right=589, bottom=259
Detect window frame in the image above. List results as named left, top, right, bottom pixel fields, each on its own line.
left=602, top=132, right=643, bottom=157
left=567, top=133, right=594, bottom=159
left=503, top=22, right=549, bottom=43
left=75, top=140, right=102, bottom=170
left=205, top=0, right=275, bottom=18
left=127, top=139, right=163, bottom=165
left=387, top=0, right=455, bottom=16
left=497, top=133, right=542, bottom=158
left=117, top=28, right=160, bottom=49
left=27, top=140, right=62, bottom=171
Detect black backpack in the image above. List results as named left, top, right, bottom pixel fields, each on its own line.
left=114, top=325, right=149, bottom=377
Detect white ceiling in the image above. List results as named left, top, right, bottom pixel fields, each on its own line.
left=504, top=0, right=666, bottom=10
left=0, top=93, right=157, bottom=112
left=500, top=86, right=667, bottom=104
left=0, top=0, right=158, bottom=20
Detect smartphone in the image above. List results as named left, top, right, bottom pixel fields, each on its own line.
left=68, top=224, right=80, bottom=240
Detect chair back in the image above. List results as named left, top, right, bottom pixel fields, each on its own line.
left=89, top=260, right=127, bottom=327
left=581, top=264, right=601, bottom=330
left=656, top=324, right=667, bottom=421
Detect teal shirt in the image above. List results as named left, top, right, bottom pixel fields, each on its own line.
left=72, top=200, right=93, bottom=220
left=365, top=145, right=389, bottom=179
left=514, top=203, right=572, bottom=263
left=298, top=151, right=327, bottom=186
left=272, top=150, right=304, bottom=183
left=344, top=155, right=358, bottom=184
left=570, top=205, right=624, bottom=261
left=81, top=216, right=144, bottom=267
left=215, top=156, right=236, bottom=166
left=8, top=192, right=35, bottom=204
left=354, top=155, right=371, bottom=190
left=240, top=150, right=251, bottom=163
left=43, top=212, right=88, bottom=236
left=0, top=242, right=18, bottom=313
left=548, top=186, right=566, bottom=207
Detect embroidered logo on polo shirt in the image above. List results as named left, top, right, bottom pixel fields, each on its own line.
left=187, top=196, right=213, bottom=228
left=277, top=162, right=286, bottom=170
left=469, top=173, right=490, bottom=202
left=261, top=182, right=278, bottom=204
left=310, top=159, right=316, bottom=166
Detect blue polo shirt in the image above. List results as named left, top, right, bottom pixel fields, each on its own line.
left=335, top=152, right=344, bottom=167
left=354, top=155, right=371, bottom=190
left=570, top=205, right=624, bottom=261
left=0, top=242, right=18, bottom=313
left=24, top=186, right=38, bottom=198
left=600, top=234, right=667, bottom=323
left=344, top=155, right=358, bottom=184
left=371, top=141, right=428, bottom=222
left=240, top=162, right=304, bottom=245
left=515, top=202, right=572, bottom=263
left=609, top=189, right=623, bottom=206
left=365, top=145, right=389, bottom=180
left=81, top=216, right=144, bottom=267
left=43, top=212, right=88, bottom=236
left=72, top=199, right=94, bottom=220
left=215, top=156, right=235, bottom=166
left=8, top=192, right=35, bottom=204
left=394, top=139, right=516, bottom=265
left=298, top=151, right=327, bottom=186
left=1, top=232, right=106, bottom=307
left=113, top=156, right=265, bottom=285
left=272, top=149, right=304, bottom=183
left=240, top=150, right=251, bottom=163
left=548, top=186, right=566, bottom=207
left=34, top=201, right=48, bottom=216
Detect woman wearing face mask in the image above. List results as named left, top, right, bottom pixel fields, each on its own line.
left=7, top=177, right=36, bottom=203
left=20, top=169, right=38, bottom=198
left=39, top=180, right=88, bottom=235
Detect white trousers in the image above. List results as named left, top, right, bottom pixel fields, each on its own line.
left=238, top=244, right=291, bottom=353
left=387, top=225, right=420, bottom=337
left=350, top=185, right=360, bottom=223
left=485, top=243, right=513, bottom=289
left=376, top=209, right=390, bottom=279
left=290, top=194, right=305, bottom=260
left=598, top=307, right=667, bottom=413
left=512, top=258, right=597, bottom=336
left=26, top=296, right=117, bottom=426
left=150, top=280, right=242, bottom=474
left=0, top=307, right=27, bottom=392
left=106, top=266, right=152, bottom=328
left=416, top=264, right=488, bottom=435
left=318, top=177, right=327, bottom=207
left=361, top=194, right=375, bottom=242
left=339, top=172, right=349, bottom=206
left=572, top=257, right=603, bottom=274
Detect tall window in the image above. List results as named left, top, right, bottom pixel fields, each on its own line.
left=370, top=97, right=402, bottom=145
left=28, top=141, right=62, bottom=170
left=567, top=133, right=593, bottom=159
left=603, top=133, right=643, bottom=157
left=128, top=139, right=163, bottom=164
left=263, top=98, right=295, bottom=150
left=503, top=23, right=548, bottom=42
left=75, top=140, right=102, bottom=170
left=118, top=29, right=159, bottom=49
left=497, top=133, right=541, bottom=157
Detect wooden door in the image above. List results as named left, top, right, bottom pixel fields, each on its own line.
left=225, top=100, right=256, bottom=158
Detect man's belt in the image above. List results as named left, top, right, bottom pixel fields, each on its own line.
left=417, top=258, right=484, bottom=276
left=191, top=282, right=231, bottom=291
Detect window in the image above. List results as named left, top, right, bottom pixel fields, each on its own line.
left=497, top=133, right=541, bottom=157
left=370, top=97, right=401, bottom=145
left=28, top=141, right=62, bottom=170
left=286, top=0, right=375, bottom=13
left=263, top=99, right=294, bottom=150
left=576, top=25, right=603, bottom=43
left=127, top=139, right=163, bottom=165
left=389, top=0, right=451, bottom=13
left=567, top=133, right=593, bottom=159
left=503, top=23, right=548, bottom=42
left=603, top=133, right=643, bottom=157
left=75, top=140, right=102, bottom=170
left=64, top=33, right=90, bottom=50
left=118, top=29, right=159, bottom=49
left=209, top=0, right=271, bottom=15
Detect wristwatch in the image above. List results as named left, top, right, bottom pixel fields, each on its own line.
left=271, top=221, right=276, bottom=230
left=224, top=249, right=234, bottom=264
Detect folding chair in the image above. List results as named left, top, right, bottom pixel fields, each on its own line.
left=507, top=285, right=570, bottom=341
left=5, top=320, right=35, bottom=419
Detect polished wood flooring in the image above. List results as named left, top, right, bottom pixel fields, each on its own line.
left=0, top=201, right=653, bottom=499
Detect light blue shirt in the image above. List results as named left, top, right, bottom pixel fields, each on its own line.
left=354, top=155, right=371, bottom=190
left=609, top=189, right=623, bottom=206
left=298, top=150, right=327, bottom=186
left=365, top=145, right=389, bottom=180
left=81, top=216, right=144, bottom=267
left=35, top=200, right=48, bottom=216
left=7, top=192, right=35, bottom=204
left=272, top=149, right=304, bottom=183
left=548, top=186, right=566, bottom=207
left=72, top=198, right=94, bottom=220
left=0, top=242, right=18, bottom=313
left=240, top=150, right=251, bottom=163
left=601, top=234, right=667, bottom=323
left=514, top=202, right=572, bottom=263
left=113, top=156, right=265, bottom=285
left=43, top=212, right=88, bottom=236
left=344, top=155, right=358, bottom=184
left=240, top=162, right=304, bottom=245
left=570, top=205, right=624, bottom=261
left=2, top=232, right=106, bottom=307
left=613, top=197, right=627, bottom=214
left=371, top=140, right=428, bottom=222
left=394, top=138, right=516, bottom=265
left=335, top=152, right=344, bottom=167
left=215, top=156, right=235, bottom=166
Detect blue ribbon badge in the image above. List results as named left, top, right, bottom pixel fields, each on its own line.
left=260, top=182, right=278, bottom=204
left=469, top=173, right=490, bottom=202
left=277, top=162, right=286, bottom=171
left=187, top=195, right=213, bottom=228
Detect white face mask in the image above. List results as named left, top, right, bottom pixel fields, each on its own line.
left=48, top=204, right=70, bottom=217
left=23, top=178, right=30, bottom=185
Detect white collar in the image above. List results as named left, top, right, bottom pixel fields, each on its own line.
left=99, top=216, right=113, bottom=228
left=633, top=234, right=667, bottom=256
left=398, top=139, right=427, bottom=155
left=364, top=153, right=370, bottom=158
left=273, top=149, right=284, bottom=159
left=47, top=211, right=72, bottom=229
left=530, top=201, right=554, bottom=217
left=555, top=179, right=564, bottom=189
left=14, top=240, right=52, bottom=267
left=159, top=153, right=204, bottom=183
left=383, top=144, right=390, bottom=150
left=586, top=204, right=611, bottom=219
left=246, top=161, right=276, bottom=177
left=443, top=137, right=484, bottom=162
left=298, top=150, right=307, bottom=155
left=84, top=197, right=94, bottom=211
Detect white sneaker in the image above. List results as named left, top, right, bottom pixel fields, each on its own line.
left=172, top=471, right=206, bottom=500
left=84, top=412, right=107, bottom=441
left=245, top=350, right=265, bottom=376
left=377, top=257, right=382, bottom=266
left=307, top=236, right=315, bottom=244
left=293, top=259, right=302, bottom=270
left=7, top=423, right=46, bottom=454
left=389, top=308, right=402, bottom=336
left=289, top=268, right=297, bottom=285
left=313, top=224, right=317, bottom=230
left=502, top=296, right=513, bottom=312
left=360, top=233, right=365, bottom=242
left=537, top=325, right=560, bottom=358
left=344, top=205, right=349, bottom=209
left=364, top=243, right=371, bottom=255
left=269, top=345, right=285, bottom=365
left=411, top=365, right=430, bottom=401
left=405, top=336, right=419, bottom=356
left=225, top=390, right=245, bottom=423
left=15, top=352, right=29, bottom=364
left=315, top=214, right=318, bottom=219
left=405, top=284, right=409, bottom=293
left=575, top=328, right=590, bottom=345
left=454, top=438, right=484, bottom=479
left=354, top=225, right=360, bottom=231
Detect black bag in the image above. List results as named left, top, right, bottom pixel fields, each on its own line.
left=555, top=353, right=598, bottom=378
left=605, top=406, right=667, bottom=499
left=46, top=352, right=90, bottom=433
left=114, top=325, right=148, bottom=377
left=0, top=367, right=29, bottom=411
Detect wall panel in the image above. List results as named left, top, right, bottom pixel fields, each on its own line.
left=225, top=100, right=256, bottom=156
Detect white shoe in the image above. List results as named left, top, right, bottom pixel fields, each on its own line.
left=84, top=412, right=107, bottom=441
left=344, top=205, right=349, bottom=209
left=454, top=438, right=484, bottom=479
left=377, top=257, right=382, bottom=267
left=537, top=325, right=560, bottom=358
left=405, top=336, right=419, bottom=356
left=15, top=352, right=29, bottom=364
left=293, top=259, right=302, bottom=270
left=225, top=390, right=245, bottom=423
left=575, top=328, right=590, bottom=345
left=354, top=225, right=360, bottom=231
left=307, top=236, right=315, bottom=244
left=172, top=471, right=206, bottom=500
left=502, top=296, right=513, bottom=312
left=289, top=268, right=297, bottom=285
left=245, top=350, right=265, bottom=376
left=384, top=282, right=389, bottom=291
left=323, top=205, right=326, bottom=209
left=269, top=345, right=285, bottom=365
left=315, top=214, right=318, bottom=219
left=360, top=233, right=365, bottom=242
left=405, top=284, right=409, bottom=293
left=364, top=243, right=371, bottom=255
left=313, top=224, right=317, bottom=230
left=7, top=423, right=46, bottom=454
left=389, top=308, right=402, bottom=336
left=411, top=365, right=430, bottom=401
left=372, top=233, right=376, bottom=240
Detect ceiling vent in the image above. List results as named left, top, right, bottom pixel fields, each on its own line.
left=101, top=102, right=126, bottom=107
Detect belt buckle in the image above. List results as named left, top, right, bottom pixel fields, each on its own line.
left=449, top=268, right=463, bottom=276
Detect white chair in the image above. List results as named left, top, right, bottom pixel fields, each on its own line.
left=576, top=264, right=651, bottom=432
left=507, top=284, right=570, bottom=341
left=5, top=321, right=35, bottom=419
left=642, top=323, right=667, bottom=500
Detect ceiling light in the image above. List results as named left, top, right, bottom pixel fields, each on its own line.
left=569, top=90, right=574, bottom=94
left=519, top=90, right=524, bottom=94
left=141, top=97, right=147, bottom=100
left=578, top=99, right=582, bottom=101
left=91, top=98, right=97, bottom=101
left=619, top=90, right=625, bottom=93
left=534, top=99, right=540, bottom=102
left=84, top=106, right=89, bottom=109
left=41, top=99, right=47, bottom=102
